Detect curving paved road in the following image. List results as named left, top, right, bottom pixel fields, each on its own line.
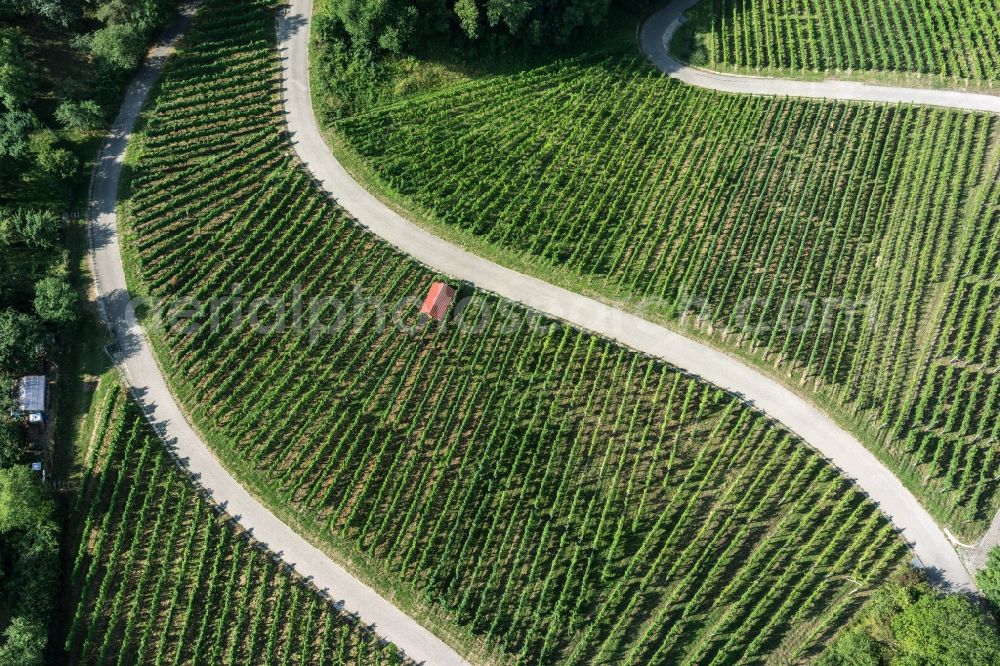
left=87, top=6, right=469, bottom=665
left=643, top=0, right=1000, bottom=575
left=281, top=0, right=973, bottom=589
left=641, top=0, right=1000, bottom=114
left=88, top=5, right=983, bottom=665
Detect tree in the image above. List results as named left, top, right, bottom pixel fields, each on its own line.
left=454, top=0, right=479, bottom=40
left=484, top=0, right=533, bottom=36
left=0, top=0, right=78, bottom=26
left=86, top=22, right=145, bottom=72
left=821, top=576, right=1000, bottom=665
left=0, top=617, right=45, bottom=666
left=978, top=547, right=1000, bottom=615
left=0, top=109, right=35, bottom=161
left=892, top=590, right=1000, bottom=664
left=0, top=28, right=32, bottom=111
left=459, top=0, right=615, bottom=45
left=80, top=0, right=174, bottom=79
left=34, top=143, right=78, bottom=182
left=33, top=277, right=76, bottom=325
left=322, top=0, right=419, bottom=55
left=30, top=127, right=79, bottom=183
left=0, top=465, right=51, bottom=532
left=0, top=109, right=35, bottom=187
left=0, top=417, right=23, bottom=468
left=0, top=309, right=44, bottom=373
left=0, top=465, right=57, bottom=666
left=0, top=208, right=61, bottom=249
left=95, top=0, right=172, bottom=32
left=54, top=99, right=103, bottom=131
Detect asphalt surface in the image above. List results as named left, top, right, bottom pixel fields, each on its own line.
left=281, top=0, right=974, bottom=589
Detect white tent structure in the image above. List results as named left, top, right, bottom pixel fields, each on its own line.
left=17, top=376, right=46, bottom=422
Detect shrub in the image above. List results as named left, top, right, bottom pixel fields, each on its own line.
left=0, top=109, right=35, bottom=161
left=30, top=128, right=79, bottom=183
left=891, top=590, right=1000, bottom=664
left=0, top=418, right=23, bottom=468
left=977, top=547, right=1000, bottom=615
left=0, top=309, right=45, bottom=373
left=0, top=208, right=60, bottom=249
left=821, top=579, right=1000, bottom=665
left=0, top=27, right=32, bottom=111
left=0, top=617, right=46, bottom=666
left=54, top=99, right=104, bottom=131
left=33, top=277, right=76, bottom=325
left=86, top=23, right=145, bottom=73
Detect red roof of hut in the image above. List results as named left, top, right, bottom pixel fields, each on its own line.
left=420, top=282, right=456, bottom=321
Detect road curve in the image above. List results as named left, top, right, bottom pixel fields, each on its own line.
left=281, top=0, right=973, bottom=588
left=87, top=6, right=469, bottom=665
left=642, top=0, right=1000, bottom=115
left=649, top=0, right=998, bottom=574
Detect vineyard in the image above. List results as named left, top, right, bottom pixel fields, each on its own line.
left=117, top=0, right=909, bottom=662
left=335, top=53, right=1000, bottom=533
left=682, top=0, right=1000, bottom=82
left=893, top=154, right=1000, bottom=529
left=65, top=382, right=399, bottom=665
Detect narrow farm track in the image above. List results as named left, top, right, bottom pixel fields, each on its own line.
left=282, top=0, right=976, bottom=589
left=642, top=0, right=1000, bottom=114
left=87, top=6, right=469, bottom=665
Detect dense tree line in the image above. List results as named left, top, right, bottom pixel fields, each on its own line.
left=1, top=0, right=176, bottom=73
left=319, top=0, right=621, bottom=54
left=0, top=0, right=177, bottom=465
left=313, top=0, right=648, bottom=117
left=0, top=1, right=175, bottom=662
left=0, top=466, right=58, bottom=665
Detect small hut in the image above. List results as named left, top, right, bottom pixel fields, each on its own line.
left=420, top=282, right=456, bottom=322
